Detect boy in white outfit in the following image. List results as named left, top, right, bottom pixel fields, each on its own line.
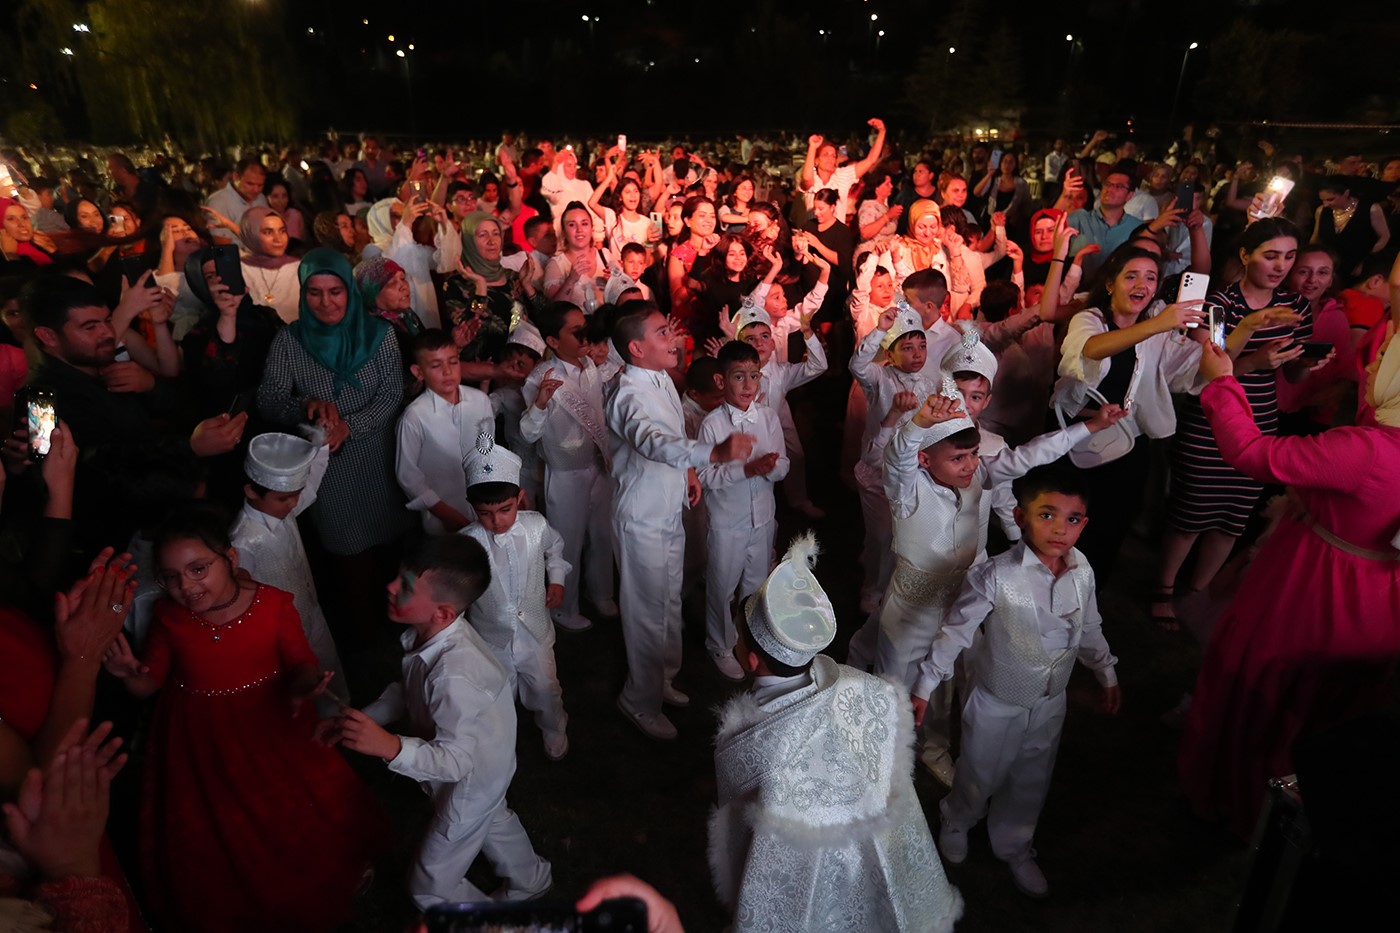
left=606, top=304, right=755, bottom=740
left=913, top=466, right=1120, bottom=899
left=876, top=385, right=1124, bottom=784
left=489, top=326, right=545, bottom=508
left=848, top=301, right=941, bottom=620
left=681, top=357, right=725, bottom=599
left=942, top=323, right=1020, bottom=544
left=697, top=339, right=789, bottom=681
left=232, top=431, right=345, bottom=712
left=325, top=535, right=552, bottom=908
left=396, top=329, right=494, bottom=533
left=739, top=243, right=829, bottom=519
left=459, top=427, right=572, bottom=761
left=520, top=302, right=618, bottom=633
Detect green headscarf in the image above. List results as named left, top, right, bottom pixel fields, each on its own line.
left=291, top=248, right=389, bottom=395
left=459, top=211, right=506, bottom=281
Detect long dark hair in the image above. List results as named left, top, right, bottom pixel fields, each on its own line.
left=1086, top=246, right=1163, bottom=316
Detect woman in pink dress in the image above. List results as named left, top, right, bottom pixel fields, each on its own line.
left=1180, top=334, right=1400, bottom=837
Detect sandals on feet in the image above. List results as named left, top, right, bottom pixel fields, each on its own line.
left=1149, top=587, right=1181, bottom=633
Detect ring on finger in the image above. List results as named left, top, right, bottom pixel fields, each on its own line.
left=111, top=603, right=125, bottom=613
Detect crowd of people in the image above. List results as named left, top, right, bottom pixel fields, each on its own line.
left=1, top=120, right=1398, bottom=931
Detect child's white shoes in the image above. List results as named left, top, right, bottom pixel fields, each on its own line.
left=1009, top=855, right=1049, bottom=899
left=937, top=824, right=968, bottom=866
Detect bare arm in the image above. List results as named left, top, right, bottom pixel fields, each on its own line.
left=799, top=135, right=820, bottom=193
left=850, top=119, right=887, bottom=177
left=1369, top=204, right=1390, bottom=255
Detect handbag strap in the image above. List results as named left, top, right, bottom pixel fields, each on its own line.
left=1055, top=384, right=1111, bottom=432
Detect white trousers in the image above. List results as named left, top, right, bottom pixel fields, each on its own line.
left=409, top=796, right=552, bottom=908
left=844, top=610, right=880, bottom=671
left=940, top=685, right=1067, bottom=864
left=544, top=464, right=614, bottom=622
left=488, top=626, right=567, bottom=740
left=857, top=478, right=894, bottom=601
left=614, top=507, right=685, bottom=716
left=875, top=593, right=968, bottom=761
left=704, top=518, right=775, bottom=656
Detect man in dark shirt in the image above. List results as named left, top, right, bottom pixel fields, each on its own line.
left=21, top=275, right=246, bottom=544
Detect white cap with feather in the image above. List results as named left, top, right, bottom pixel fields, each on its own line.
left=744, top=532, right=837, bottom=667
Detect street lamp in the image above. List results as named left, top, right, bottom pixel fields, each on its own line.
left=1167, top=42, right=1199, bottom=141
left=60, top=47, right=74, bottom=56
left=876, top=28, right=885, bottom=54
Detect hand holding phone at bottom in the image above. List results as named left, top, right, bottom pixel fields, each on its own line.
left=578, top=874, right=685, bottom=933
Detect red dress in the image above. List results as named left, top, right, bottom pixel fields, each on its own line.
left=1179, top=378, right=1400, bottom=837
left=139, top=586, right=387, bottom=933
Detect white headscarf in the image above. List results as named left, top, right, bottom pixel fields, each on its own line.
left=365, top=197, right=399, bottom=250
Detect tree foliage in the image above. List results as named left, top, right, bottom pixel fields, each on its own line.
left=13, top=0, right=298, bottom=148
left=903, top=1, right=1024, bottom=134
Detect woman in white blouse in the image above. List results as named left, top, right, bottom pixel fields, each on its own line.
left=1052, top=234, right=1204, bottom=575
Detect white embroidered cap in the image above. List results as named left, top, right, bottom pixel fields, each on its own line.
left=941, top=320, right=998, bottom=384
left=919, top=374, right=977, bottom=447
left=731, top=295, right=773, bottom=336
left=744, top=532, right=837, bottom=667
left=463, top=419, right=522, bottom=488
left=880, top=297, right=926, bottom=351
left=506, top=319, right=546, bottom=356
left=244, top=432, right=317, bottom=492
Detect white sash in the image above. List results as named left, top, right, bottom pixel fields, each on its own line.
left=552, top=385, right=612, bottom=471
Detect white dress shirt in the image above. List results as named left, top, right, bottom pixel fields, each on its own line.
left=884, top=418, right=1091, bottom=573
left=607, top=364, right=714, bottom=516
left=697, top=402, right=790, bottom=527
left=915, top=542, right=1118, bottom=698
left=363, top=617, right=517, bottom=813
left=520, top=355, right=609, bottom=473
left=802, top=163, right=859, bottom=220
left=396, top=387, right=495, bottom=533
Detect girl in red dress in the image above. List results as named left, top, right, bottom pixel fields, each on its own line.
left=103, top=507, right=387, bottom=932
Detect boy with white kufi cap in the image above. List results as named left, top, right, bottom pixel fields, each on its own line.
left=847, top=295, right=943, bottom=635
left=709, top=533, right=963, bottom=933
left=231, top=432, right=347, bottom=712
left=457, top=421, right=572, bottom=761
left=942, top=322, right=1019, bottom=544
left=875, top=365, right=1129, bottom=785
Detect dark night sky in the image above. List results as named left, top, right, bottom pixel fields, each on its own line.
left=3, top=0, right=1398, bottom=147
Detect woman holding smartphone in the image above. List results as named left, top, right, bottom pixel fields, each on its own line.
left=1053, top=220, right=1205, bottom=577
left=1154, top=218, right=1327, bottom=630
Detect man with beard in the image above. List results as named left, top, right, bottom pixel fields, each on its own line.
left=19, top=274, right=245, bottom=541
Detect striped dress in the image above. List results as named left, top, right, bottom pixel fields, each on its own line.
left=1168, top=282, right=1312, bottom=535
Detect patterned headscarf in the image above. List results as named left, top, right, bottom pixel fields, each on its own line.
left=352, top=255, right=405, bottom=310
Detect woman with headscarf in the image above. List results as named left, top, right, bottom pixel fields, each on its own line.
left=180, top=245, right=283, bottom=420
left=443, top=211, right=541, bottom=368
left=892, top=199, right=949, bottom=282
left=239, top=206, right=301, bottom=324
left=1179, top=332, right=1400, bottom=839
left=1, top=197, right=54, bottom=274
left=313, top=210, right=357, bottom=262
left=353, top=255, right=422, bottom=376
left=256, top=248, right=410, bottom=569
